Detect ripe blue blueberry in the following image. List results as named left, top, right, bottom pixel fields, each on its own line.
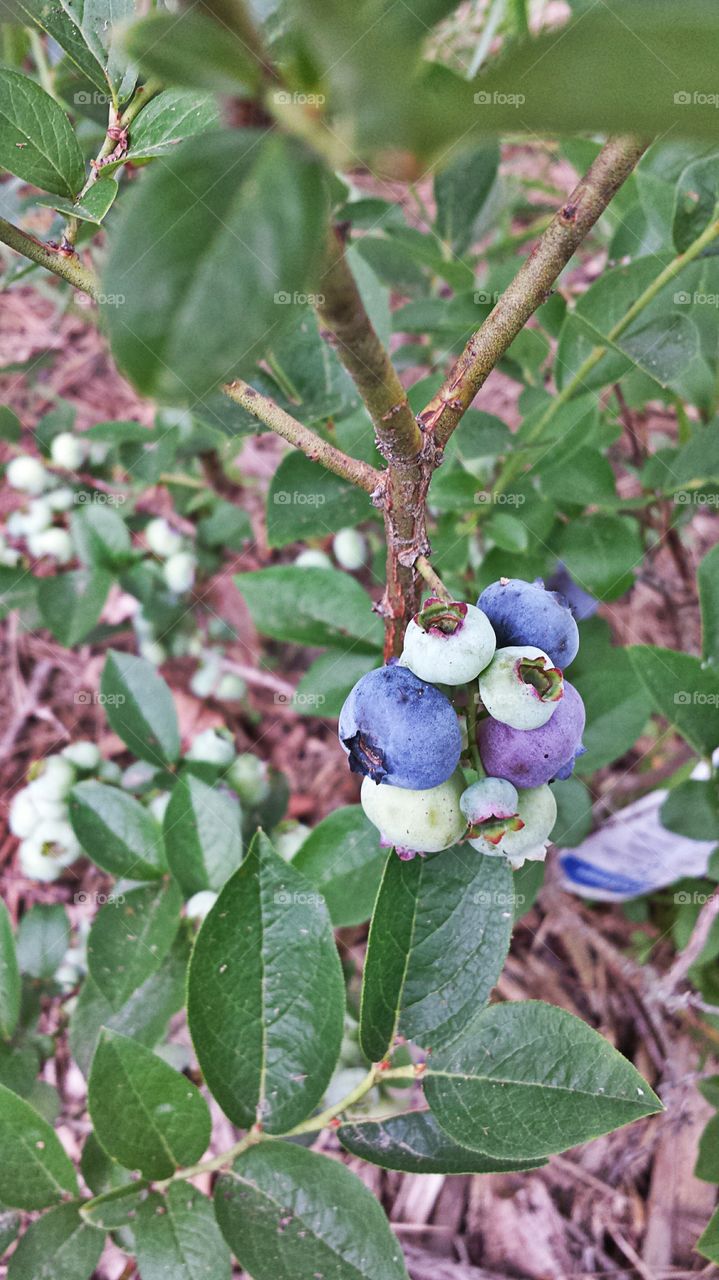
left=467, top=783, right=557, bottom=869
left=401, top=598, right=496, bottom=685
left=477, top=680, right=586, bottom=788
left=478, top=577, right=580, bottom=667
left=339, top=665, right=462, bottom=790
left=361, top=770, right=466, bottom=857
left=478, top=645, right=563, bottom=730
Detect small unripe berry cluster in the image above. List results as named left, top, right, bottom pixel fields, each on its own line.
left=339, top=577, right=585, bottom=867
left=9, top=746, right=100, bottom=881
left=144, top=517, right=197, bottom=596
left=4, top=454, right=77, bottom=566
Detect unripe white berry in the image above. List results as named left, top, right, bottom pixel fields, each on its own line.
left=9, top=787, right=39, bottom=838
left=139, top=640, right=167, bottom=666
left=19, top=839, right=63, bottom=882
left=227, top=754, right=270, bottom=806
left=185, top=890, right=219, bottom=922
left=273, top=821, right=311, bottom=861
left=361, top=770, right=466, bottom=856
left=7, top=455, right=48, bottom=494
left=98, top=759, right=122, bottom=784
left=295, top=549, right=332, bottom=569
left=61, top=740, right=101, bottom=771
left=333, top=528, right=367, bottom=571
left=163, top=551, right=196, bottom=594
left=27, top=527, right=74, bottom=564
left=21, top=499, right=53, bottom=534
left=145, top=517, right=183, bottom=558
left=148, top=791, right=171, bottom=822
left=32, top=755, right=75, bottom=801
left=215, top=673, right=246, bottom=702
left=0, top=546, right=21, bottom=567
left=50, top=432, right=86, bottom=470
left=47, top=486, right=76, bottom=512
left=186, top=728, right=235, bottom=767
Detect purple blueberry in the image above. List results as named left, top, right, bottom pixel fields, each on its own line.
left=477, top=680, right=586, bottom=788
left=338, top=665, right=461, bottom=790
left=477, top=577, right=580, bottom=667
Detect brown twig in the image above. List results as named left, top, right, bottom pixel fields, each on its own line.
left=222, top=378, right=383, bottom=495
left=419, top=135, right=649, bottom=451
left=316, top=229, right=434, bottom=656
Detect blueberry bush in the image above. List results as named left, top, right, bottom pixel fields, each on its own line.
left=1, top=0, right=719, bottom=1274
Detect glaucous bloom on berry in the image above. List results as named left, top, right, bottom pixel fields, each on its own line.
left=339, top=664, right=461, bottom=790
left=401, top=598, right=496, bottom=685
left=478, top=576, right=579, bottom=667
left=479, top=645, right=563, bottom=730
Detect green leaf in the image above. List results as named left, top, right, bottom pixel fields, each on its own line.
left=196, top=500, right=251, bottom=550
left=0, top=69, right=84, bottom=198
left=293, top=806, right=386, bottom=927
left=88, top=1029, right=211, bottom=1179
left=360, top=850, right=513, bottom=1061
left=102, top=131, right=328, bottom=403
left=115, top=89, right=220, bottom=166
left=698, top=1205, right=719, bottom=1268
left=0, top=1084, right=77, bottom=1209
left=71, top=502, right=132, bottom=570
left=339, top=1110, right=546, bottom=1174
left=187, top=831, right=344, bottom=1132
left=101, top=650, right=180, bottom=765
left=163, top=774, right=243, bottom=896
left=69, top=780, right=167, bottom=880
left=0, top=1206, right=20, bottom=1255
left=539, top=448, right=618, bottom=508
left=0, top=1042, right=40, bottom=1098
left=125, top=9, right=260, bottom=95
left=87, top=881, right=182, bottom=1010
left=0, top=566, right=38, bottom=617
left=295, top=650, right=380, bottom=718
left=695, top=1113, right=719, bottom=1182
left=267, top=453, right=371, bottom=548
left=214, top=1142, right=408, bottom=1280
left=699, top=542, right=719, bottom=668
left=570, top=619, right=652, bottom=772
left=16, top=904, right=69, bottom=980
left=36, top=176, right=118, bottom=224
left=673, top=152, right=719, bottom=252
left=16, top=0, right=109, bottom=94
left=424, top=1001, right=662, bottom=1160
left=80, top=1182, right=147, bottom=1232
left=423, top=3, right=719, bottom=149
left=236, top=566, right=382, bottom=652
left=558, top=515, right=643, bottom=600
left=58, top=0, right=135, bottom=101
left=69, top=934, right=188, bottom=1077
left=551, top=777, right=593, bottom=847
left=38, top=569, right=112, bottom=647
left=434, top=143, right=499, bottom=254
left=6, top=1203, right=105, bottom=1280
left=661, top=780, right=719, bottom=841
left=627, top=645, right=719, bottom=757
left=0, top=903, right=20, bottom=1042
left=0, top=407, right=21, bottom=443
left=134, top=1184, right=232, bottom=1280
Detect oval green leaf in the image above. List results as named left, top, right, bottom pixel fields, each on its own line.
left=69, top=780, right=167, bottom=880
left=214, top=1141, right=408, bottom=1280
left=87, top=881, right=182, bottom=1010
left=425, top=1001, right=662, bottom=1160
left=187, top=831, right=344, bottom=1133
left=360, top=848, right=513, bottom=1061
left=101, top=650, right=180, bottom=765
left=0, top=1084, right=78, bottom=1209
left=88, top=1028, right=211, bottom=1179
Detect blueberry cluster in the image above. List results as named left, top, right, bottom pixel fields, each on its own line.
left=338, top=577, right=586, bottom=868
